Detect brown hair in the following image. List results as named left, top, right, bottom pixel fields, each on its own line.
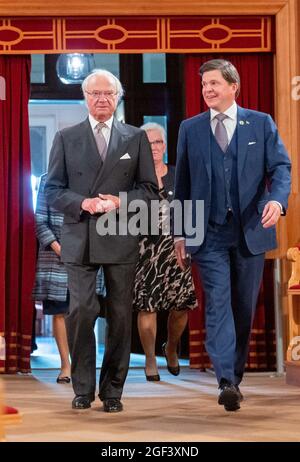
left=199, top=59, right=240, bottom=97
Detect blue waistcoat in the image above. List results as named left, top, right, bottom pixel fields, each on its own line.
left=209, top=128, right=240, bottom=225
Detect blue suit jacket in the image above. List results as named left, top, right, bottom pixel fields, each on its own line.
left=174, top=106, right=291, bottom=255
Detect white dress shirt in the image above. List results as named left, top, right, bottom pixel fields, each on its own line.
left=210, top=101, right=237, bottom=143
left=89, top=114, right=113, bottom=147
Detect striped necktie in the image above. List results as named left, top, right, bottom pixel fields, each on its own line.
left=95, top=122, right=108, bottom=162
left=214, top=113, right=228, bottom=152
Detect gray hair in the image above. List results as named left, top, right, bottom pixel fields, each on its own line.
left=81, top=69, right=124, bottom=101
left=199, top=59, right=240, bottom=98
left=140, top=122, right=167, bottom=144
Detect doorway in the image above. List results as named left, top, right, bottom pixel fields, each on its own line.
left=29, top=52, right=190, bottom=367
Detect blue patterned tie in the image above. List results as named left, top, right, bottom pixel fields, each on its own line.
left=214, top=113, right=228, bottom=152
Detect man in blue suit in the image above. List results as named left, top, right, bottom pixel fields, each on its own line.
left=174, top=59, right=291, bottom=412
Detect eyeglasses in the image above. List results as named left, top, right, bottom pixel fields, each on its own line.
left=149, top=140, right=164, bottom=146
left=85, top=90, right=118, bottom=99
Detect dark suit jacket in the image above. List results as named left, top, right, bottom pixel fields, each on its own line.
left=162, top=165, right=175, bottom=202
left=175, top=106, right=291, bottom=255
left=45, top=117, right=158, bottom=264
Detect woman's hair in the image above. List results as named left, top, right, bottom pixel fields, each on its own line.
left=140, top=122, right=167, bottom=144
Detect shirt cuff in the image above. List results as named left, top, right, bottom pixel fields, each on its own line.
left=174, top=237, right=185, bottom=243
left=270, top=200, right=283, bottom=214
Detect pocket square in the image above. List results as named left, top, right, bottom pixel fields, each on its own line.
left=248, top=141, right=256, bottom=145
left=120, top=153, right=131, bottom=159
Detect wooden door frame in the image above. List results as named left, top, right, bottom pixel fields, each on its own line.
left=0, top=0, right=299, bottom=255
left=1, top=0, right=299, bottom=359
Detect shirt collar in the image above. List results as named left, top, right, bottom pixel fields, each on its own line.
left=89, top=114, right=114, bottom=130
left=210, top=101, right=237, bottom=121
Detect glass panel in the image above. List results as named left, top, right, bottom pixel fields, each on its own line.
left=143, top=115, right=168, bottom=163
left=30, top=126, right=47, bottom=178
left=143, top=53, right=166, bottom=83
left=30, top=54, right=45, bottom=83
left=93, top=54, right=123, bottom=120
left=30, top=126, right=47, bottom=210
left=55, top=53, right=121, bottom=85
left=93, top=54, right=120, bottom=78
left=30, top=53, right=120, bottom=85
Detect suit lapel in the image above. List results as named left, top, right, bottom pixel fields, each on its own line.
left=90, top=118, right=130, bottom=195
left=81, top=118, right=104, bottom=172
left=194, top=111, right=211, bottom=182
left=192, top=107, right=252, bottom=185
left=237, top=106, right=252, bottom=180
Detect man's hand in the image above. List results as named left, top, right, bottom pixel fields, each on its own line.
left=174, top=239, right=190, bottom=271
left=81, top=197, right=105, bottom=214
left=81, top=195, right=120, bottom=214
left=261, top=201, right=281, bottom=228
left=98, top=194, right=120, bottom=213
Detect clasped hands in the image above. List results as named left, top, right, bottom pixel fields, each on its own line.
left=81, top=194, right=120, bottom=215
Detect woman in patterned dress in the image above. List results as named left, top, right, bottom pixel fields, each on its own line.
left=133, top=123, right=197, bottom=381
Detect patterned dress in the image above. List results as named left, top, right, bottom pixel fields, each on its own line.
left=133, top=167, right=197, bottom=313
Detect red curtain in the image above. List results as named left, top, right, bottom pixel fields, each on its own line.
left=0, top=55, right=36, bottom=373
left=186, top=53, right=276, bottom=371
left=185, top=53, right=274, bottom=118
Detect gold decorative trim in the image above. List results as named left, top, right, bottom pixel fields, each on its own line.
left=0, top=24, right=23, bottom=46
left=0, top=16, right=272, bottom=53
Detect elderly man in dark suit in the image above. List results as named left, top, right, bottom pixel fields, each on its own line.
left=174, top=59, right=291, bottom=412
left=45, top=69, right=158, bottom=413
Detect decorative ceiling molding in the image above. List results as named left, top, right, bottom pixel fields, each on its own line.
left=0, top=16, right=273, bottom=54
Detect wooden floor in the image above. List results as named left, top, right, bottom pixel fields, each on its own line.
left=2, top=368, right=300, bottom=442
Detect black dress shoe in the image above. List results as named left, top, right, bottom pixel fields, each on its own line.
left=103, top=398, right=123, bottom=413
left=72, top=394, right=95, bottom=410
left=162, top=342, right=180, bottom=376
left=144, top=368, right=160, bottom=382
left=56, top=376, right=71, bottom=384
left=218, top=380, right=240, bottom=412
left=235, top=385, right=244, bottom=402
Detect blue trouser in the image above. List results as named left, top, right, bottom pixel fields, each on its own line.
left=193, top=215, right=265, bottom=385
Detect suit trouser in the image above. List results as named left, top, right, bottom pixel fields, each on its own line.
left=193, top=216, right=265, bottom=385
left=65, top=262, right=136, bottom=400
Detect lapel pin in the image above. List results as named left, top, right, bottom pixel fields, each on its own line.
left=239, top=120, right=245, bottom=125
left=246, top=121, right=250, bottom=125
